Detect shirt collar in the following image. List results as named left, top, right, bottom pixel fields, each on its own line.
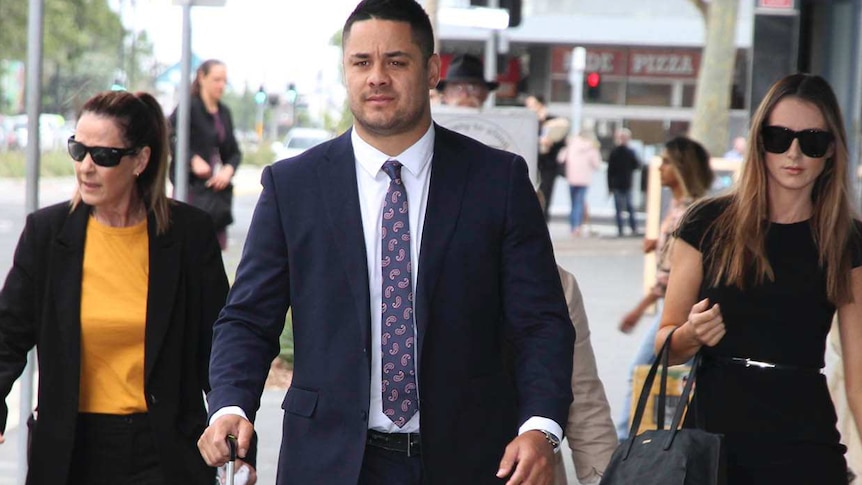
left=351, top=124, right=435, bottom=178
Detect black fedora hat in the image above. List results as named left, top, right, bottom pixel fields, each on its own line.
left=437, top=54, right=499, bottom=91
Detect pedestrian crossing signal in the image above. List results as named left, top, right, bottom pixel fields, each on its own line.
left=586, top=72, right=601, bottom=101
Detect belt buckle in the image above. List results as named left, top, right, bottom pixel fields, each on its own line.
left=740, top=357, right=775, bottom=369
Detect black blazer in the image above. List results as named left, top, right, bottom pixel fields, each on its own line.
left=208, top=125, right=575, bottom=484
left=169, top=95, right=241, bottom=185
left=0, top=201, right=228, bottom=484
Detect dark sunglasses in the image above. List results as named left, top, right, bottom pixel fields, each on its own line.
left=67, top=136, right=139, bottom=167
left=761, top=126, right=834, bottom=158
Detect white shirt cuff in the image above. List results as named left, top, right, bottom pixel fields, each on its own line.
left=518, top=416, right=563, bottom=442
left=209, top=406, right=249, bottom=425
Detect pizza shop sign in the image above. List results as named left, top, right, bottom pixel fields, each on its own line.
left=629, top=51, right=699, bottom=77
left=553, top=46, right=701, bottom=80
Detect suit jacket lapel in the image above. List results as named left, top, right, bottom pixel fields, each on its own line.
left=144, top=213, right=180, bottom=382
left=416, top=125, right=470, bottom=366
left=315, top=131, right=372, bottom=360
left=51, top=204, right=89, bottom=387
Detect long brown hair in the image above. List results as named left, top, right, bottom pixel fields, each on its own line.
left=71, top=91, right=172, bottom=234
left=664, top=136, right=714, bottom=199
left=700, top=73, right=856, bottom=304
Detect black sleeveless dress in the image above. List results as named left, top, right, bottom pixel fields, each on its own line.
left=676, top=199, right=862, bottom=485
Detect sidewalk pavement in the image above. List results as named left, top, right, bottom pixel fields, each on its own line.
left=0, top=167, right=649, bottom=484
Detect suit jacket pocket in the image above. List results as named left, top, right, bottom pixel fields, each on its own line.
left=282, top=386, right=319, bottom=418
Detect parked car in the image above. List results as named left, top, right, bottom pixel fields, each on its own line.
left=271, top=127, right=334, bottom=162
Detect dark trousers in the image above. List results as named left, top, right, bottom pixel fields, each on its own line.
left=611, top=189, right=637, bottom=236
left=68, top=413, right=164, bottom=485
left=358, top=444, right=423, bottom=485
left=539, top=167, right=558, bottom=221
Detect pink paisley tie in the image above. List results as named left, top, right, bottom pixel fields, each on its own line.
left=380, top=160, right=418, bottom=427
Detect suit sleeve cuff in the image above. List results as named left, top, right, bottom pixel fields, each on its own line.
left=209, top=406, right=249, bottom=425
left=518, top=416, right=563, bottom=442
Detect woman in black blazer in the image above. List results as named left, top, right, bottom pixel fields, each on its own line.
left=169, top=59, right=242, bottom=250
left=0, top=90, right=252, bottom=484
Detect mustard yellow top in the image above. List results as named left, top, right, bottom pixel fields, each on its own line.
left=79, top=216, right=149, bottom=414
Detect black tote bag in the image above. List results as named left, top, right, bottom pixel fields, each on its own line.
left=600, top=330, right=725, bottom=485
left=188, top=182, right=234, bottom=230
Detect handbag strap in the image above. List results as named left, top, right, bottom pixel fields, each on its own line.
left=623, top=327, right=676, bottom=459
left=661, top=351, right=701, bottom=450
left=656, top=330, right=671, bottom=430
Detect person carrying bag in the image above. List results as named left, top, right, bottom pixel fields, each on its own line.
left=600, top=329, right=725, bottom=485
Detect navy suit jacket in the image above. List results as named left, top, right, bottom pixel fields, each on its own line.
left=208, top=124, right=574, bottom=484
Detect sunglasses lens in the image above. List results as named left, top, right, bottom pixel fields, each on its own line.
left=797, top=131, right=833, bottom=158
left=90, top=148, right=121, bottom=167
left=67, top=139, right=87, bottom=161
left=762, top=127, right=794, bottom=154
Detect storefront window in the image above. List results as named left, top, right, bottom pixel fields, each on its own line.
left=626, top=83, right=672, bottom=106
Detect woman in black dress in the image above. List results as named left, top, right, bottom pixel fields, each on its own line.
left=656, top=73, right=862, bottom=484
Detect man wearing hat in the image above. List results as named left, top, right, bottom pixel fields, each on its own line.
left=437, top=53, right=499, bottom=108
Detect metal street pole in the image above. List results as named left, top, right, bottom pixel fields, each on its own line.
left=20, top=0, right=44, bottom=481
left=568, top=46, right=586, bottom=136
left=174, top=4, right=192, bottom=202
left=171, top=0, right=226, bottom=202
left=483, top=0, right=499, bottom=110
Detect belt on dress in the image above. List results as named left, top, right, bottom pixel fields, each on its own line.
left=707, top=355, right=823, bottom=375
left=366, top=429, right=421, bottom=457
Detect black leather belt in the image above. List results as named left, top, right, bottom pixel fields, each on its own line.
left=707, top=355, right=823, bottom=375
left=366, top=429, right=421, bottom=456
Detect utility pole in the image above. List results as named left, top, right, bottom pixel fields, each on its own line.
left=20, top=0, right=43, bottom=482
left=568, top=47, right=586, bottom=136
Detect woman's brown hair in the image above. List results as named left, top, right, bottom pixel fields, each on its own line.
left=700, top=73, right=856, bottom=304
left=71, top=90, right=172, bottom=234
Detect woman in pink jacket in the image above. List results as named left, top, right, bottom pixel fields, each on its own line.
left=558, top=130, right=602, bottom=237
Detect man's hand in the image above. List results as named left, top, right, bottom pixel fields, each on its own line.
left=198, top=414, right=255, bottom=468
left=496, top=430, right=555, bottom=485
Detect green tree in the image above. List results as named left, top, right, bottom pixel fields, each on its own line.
left=0, top=0, right=153, bottom=116
left=688, top=0, right=740, bottom=157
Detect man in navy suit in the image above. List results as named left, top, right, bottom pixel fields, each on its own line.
left=197, top=0, right=574, bottom=483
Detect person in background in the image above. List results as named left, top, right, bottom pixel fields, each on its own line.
left=197, top=0, right=575, bottom=484
left=535, top=190, right=618, bottom=485
left=606, top=127, right=641, bottom=237
left=169, top=59, right=240, bottom=250
left=0, top=90, right=254, bottom=484
left=657, top=73, right=862, bottom=484
left=557, top=129, right=602, bottom=237
left=615, top=136, right=714, bottom=440
left=723, top=135, right=747, bottom=160
left=526, top=94, right=570, bottom=222
left=437, top=53, right=498, bottom=108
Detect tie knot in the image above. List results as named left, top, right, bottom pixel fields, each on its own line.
left=382, top=160, right=403, bottom=181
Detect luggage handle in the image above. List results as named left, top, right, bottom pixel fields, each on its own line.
left=225, top=434, right=238, bottom=485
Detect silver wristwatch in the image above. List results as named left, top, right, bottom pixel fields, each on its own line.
left=540, top=430, right=561, bottom=454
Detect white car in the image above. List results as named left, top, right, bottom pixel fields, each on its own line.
left=272, top=127, right=334, bottom=162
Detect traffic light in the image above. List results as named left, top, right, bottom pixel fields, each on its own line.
left=286, top=83, right=298, bottom=104
left=585, top=72, right=601, bottom=101
left=470, top=0, right=521, bottom=27
left=254, top=85, right=267, bottom=105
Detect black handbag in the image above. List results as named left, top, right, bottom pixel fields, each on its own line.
left=188, top=182, right=234, bottom=230
left=600, top=330, right=725, bottom=485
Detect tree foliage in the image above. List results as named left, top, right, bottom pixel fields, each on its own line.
left=0, top=0, right=153, bottom=116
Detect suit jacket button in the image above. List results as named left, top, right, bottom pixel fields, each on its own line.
left=149, top=394, right=158, bottom=405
